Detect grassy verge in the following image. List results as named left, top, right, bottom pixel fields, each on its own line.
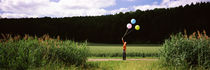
left=31, top=59, right=206, bottom=70
left=87, top=60, right=159, bottom=70
left=33, top=60, right=160, bottom=70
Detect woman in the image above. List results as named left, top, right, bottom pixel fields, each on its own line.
left=122, top=38, right=127, bottom=60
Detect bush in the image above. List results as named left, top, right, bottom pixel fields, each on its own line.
left=160, top=31, right=210, bottom=69
left=0, top=34, right=89, bottom=69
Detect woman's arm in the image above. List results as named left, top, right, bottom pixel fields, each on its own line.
left=122, top=38, right=124, bottom=43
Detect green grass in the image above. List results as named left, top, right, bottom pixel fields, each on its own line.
left=88, top=44, right=162, bottom=57
left=33, top=60, right=160, bottom=70
left=161, top=32, right=210, bottom=69
left=86, top=60, right=206, bottom=70
left=0, top=34, right=89, bottom=70
left=30, top=44, right=166, bottom=70
left=86, top=60, right=160, bottom=70
left=87, top=43, right=161, bottom=46
left=31, top=59, right=206, bottom=70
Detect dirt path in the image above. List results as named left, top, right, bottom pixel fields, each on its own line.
left=88, top=58, right=158, bottom=61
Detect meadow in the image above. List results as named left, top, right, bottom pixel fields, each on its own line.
left=34, top=60, right=160, bottom=70
left=88, top=44, right=161, bottom=57
left=33, top=59, right=194, bottom=70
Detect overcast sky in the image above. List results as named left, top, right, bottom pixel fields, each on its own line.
left=0, top=0, right=209, bottom=18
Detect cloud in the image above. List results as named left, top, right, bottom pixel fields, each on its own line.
left=1, top=0, right=210, bottom=18
left=134, top=5, right=166, bottom=11
left=134, top=0, right=210, bottom=11
left=126, top=0, right=135, bottom=2
left=161, top=0, right=210, bottom=7
left=110, top=8, right=129, bottom=14
left=121, top=0, right=135, bottom=2
left=0, top=0, right=116, bottom=18
left=1, top=13, right=38, bottom=18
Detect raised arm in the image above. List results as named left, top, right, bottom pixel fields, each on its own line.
left=122, top=38, right=124, bottom=43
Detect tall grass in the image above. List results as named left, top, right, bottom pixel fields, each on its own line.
left=160, top=30, right=210, bottom=69
left=0, top=34, right=89, bottom=70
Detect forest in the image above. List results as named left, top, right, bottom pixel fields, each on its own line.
left=0, top=2, right=210, bottom=44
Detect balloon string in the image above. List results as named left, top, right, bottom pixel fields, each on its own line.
left=122, top=29, right=134, bottom=38
left=126, top=29, right=133, bottom=36
left=122, top=29, right=128, bottom=38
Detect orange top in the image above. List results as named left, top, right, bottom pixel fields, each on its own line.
left=122, top=39, right=127, bottom=51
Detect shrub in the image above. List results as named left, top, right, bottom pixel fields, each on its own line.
left=160, top=31, right=210, bottom=69
left=0, top=34, right=89, bottom=69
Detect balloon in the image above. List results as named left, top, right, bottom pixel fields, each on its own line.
left=135, top=25, right=140, bottom=30
left=131, top=19, right=136, bottom=24
left=127, top=23, right=132, bottom=29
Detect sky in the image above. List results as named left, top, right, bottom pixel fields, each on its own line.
left=0, top=0, right=210, bottom=18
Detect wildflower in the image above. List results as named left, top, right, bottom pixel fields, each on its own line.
left=189, top=35, right=193, bottom=39
left=197, top=31, right=201, bottom=39
left=203, top=30, right=208, bottom=39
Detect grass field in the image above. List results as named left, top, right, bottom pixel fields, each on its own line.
left=13, top=43, right=196, bottom=70
left=34, top=60, right=160, bottom=70
left=88, top=43, right=162, bottom=57
left=86, top=60, right=160, bottom=70
left=33, top=59, right=201, bottom=70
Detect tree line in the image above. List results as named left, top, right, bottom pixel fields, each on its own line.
left=0, top=2, right=210, bottom=44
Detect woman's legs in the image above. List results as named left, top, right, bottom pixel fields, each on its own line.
left=123, top=50, right=126, bottom=60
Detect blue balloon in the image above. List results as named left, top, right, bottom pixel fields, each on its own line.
left=131, top=19, right=136, bottom=24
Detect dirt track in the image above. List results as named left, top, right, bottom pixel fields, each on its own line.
left=88, top=58, right=158, bottom=61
